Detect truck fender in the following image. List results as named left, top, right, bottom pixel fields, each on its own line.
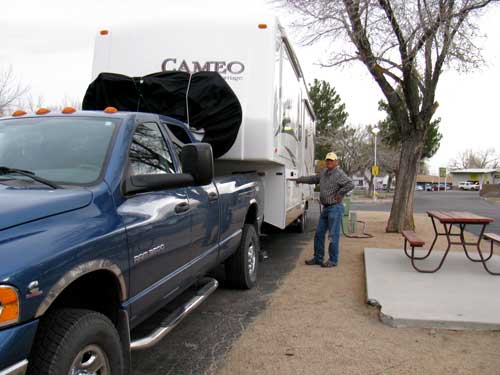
left=35, top=259, right=127, bottom=318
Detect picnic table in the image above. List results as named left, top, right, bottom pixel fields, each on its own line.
left=402, top=210, right=500, bottom=275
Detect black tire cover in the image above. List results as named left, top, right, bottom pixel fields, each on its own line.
left=83, top=71, right=242, bottom=158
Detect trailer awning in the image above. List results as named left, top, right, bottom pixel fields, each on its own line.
left=82, top=71, right=242, bottom=158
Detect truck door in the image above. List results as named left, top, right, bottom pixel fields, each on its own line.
left=185, top=184, right=220, bottom=281
left=117, top=122, right=192, bottom=324
left=161, top=121, right=220, bottom=281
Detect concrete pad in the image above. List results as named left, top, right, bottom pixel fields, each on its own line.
left=364, top=247, right=500, bottom=330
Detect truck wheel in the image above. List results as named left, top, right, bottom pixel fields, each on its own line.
left=225, top=224, right=259, bottom=289
left=28, top=308, right=125, bottom=375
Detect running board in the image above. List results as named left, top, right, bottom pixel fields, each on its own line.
left=130, top=277, right=219, bottom=351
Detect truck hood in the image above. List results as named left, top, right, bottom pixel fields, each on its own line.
left=0, top=186, right=93, bottom=231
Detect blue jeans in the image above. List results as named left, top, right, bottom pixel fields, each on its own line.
left=314, top=204, right=345, bottom=264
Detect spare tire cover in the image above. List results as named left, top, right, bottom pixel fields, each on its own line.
left=83, top=71, right=242, bottom=158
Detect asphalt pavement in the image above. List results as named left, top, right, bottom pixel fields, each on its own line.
left=351, top=190, right=500, bottom=235
left=131, top=213, right=318, bottom=375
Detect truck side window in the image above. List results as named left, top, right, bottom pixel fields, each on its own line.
left=162, top=122, right=192, bottom=159
left=129, top=122, right=176, bottom=175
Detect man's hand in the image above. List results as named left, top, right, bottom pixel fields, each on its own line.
left=334, top=193, right=343, bottom=202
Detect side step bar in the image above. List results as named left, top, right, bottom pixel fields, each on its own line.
left=130, top=277, right=219, bottom=351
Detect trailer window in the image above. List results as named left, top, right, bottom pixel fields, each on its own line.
left=281, top=47, right=299, bottom=137
left=282, top=37, right=303, bottom=79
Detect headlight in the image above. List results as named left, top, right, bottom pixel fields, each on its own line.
left=0, top=286, right=19, bottom=328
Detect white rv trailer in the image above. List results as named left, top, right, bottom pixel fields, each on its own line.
left=91, top=12, right=316, bottom=229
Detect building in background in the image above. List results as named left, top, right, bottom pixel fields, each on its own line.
left=351, top=175, right=390, bottom=191
left=449, top=168, right=500, bottom=188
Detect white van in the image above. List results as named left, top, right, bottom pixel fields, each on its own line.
left=91, top=11, right=316, bottom=230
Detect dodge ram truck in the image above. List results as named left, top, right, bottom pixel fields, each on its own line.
left=0, top=108, right=263, bottom=375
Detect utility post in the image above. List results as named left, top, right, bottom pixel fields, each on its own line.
left=371, top=126, right=380, bottom=201
left=439, top=167, right=447, bottom=192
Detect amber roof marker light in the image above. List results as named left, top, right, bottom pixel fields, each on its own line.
left=36, top=108, right=51, bottom=115
left=104, top=107, right=118, bottom=113
left=100, top=30, right=109, bottom=35
left=62, top=107, right=77, bottom=114
left=258, top=24, right=268, bottom=29
left=12, top=110, right=27, bottom=117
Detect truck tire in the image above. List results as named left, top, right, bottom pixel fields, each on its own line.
left=28, top=308, right=125, bottom=375
left=225, top=224, right=259, bottom=289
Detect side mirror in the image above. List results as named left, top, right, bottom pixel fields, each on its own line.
left=125, top=173, right=194, bottom=195
left=180, top=143, right=214, bottom=186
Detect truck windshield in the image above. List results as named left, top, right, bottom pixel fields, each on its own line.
left=0, top=117, right=118, bottom=185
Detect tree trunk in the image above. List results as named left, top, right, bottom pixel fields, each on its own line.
left=386, top=174, right=393, bottom=192
left=386, top=136, right=425, bottom=232
left=367, top=174, right=374, bottom=197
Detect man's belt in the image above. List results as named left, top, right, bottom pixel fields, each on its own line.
left=322, top=202, right=338, bottom=208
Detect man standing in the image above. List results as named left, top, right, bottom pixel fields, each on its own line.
left=293, top=152, right=354, bottom=268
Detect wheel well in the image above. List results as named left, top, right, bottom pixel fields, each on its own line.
left=48, top=271, right=122, bottom=324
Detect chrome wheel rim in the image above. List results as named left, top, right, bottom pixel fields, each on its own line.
left=69, top=344, right=110, bottom=375
left=248, top=242, right=256, bottom=276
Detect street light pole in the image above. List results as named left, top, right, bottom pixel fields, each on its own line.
left=372, top=126, right=380, bottom=201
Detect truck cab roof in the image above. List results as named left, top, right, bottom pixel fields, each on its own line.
left=3, top=110, right=197, bottom=143
left=5, top=110, right=186, bottom=126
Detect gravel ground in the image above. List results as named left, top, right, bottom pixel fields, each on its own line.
left=216, top=211, right=500, bottom=375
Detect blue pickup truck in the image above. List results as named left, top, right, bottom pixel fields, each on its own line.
left=0, top=109, right=263, bottom=375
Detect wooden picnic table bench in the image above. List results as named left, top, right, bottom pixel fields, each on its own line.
left=484, top=233, right=500, bottom=244
left=402, top=210, right=499, bottom=275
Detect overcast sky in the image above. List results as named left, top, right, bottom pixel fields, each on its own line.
left=2, top=0, right=499, bottom=173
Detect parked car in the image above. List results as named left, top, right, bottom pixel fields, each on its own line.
left=0, top=110, right=264, bottom=375
left=432, top=184, right=447, bottom=191
left=416, top=184, right=424, bottom=191
left=459, top=181, right=480, bottom=191
left=425, top=184, right=433, bottom=191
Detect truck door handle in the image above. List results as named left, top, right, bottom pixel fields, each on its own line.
left=174, top=201, right=190, bottom=214
left=208, top=192, right=218, bottom=201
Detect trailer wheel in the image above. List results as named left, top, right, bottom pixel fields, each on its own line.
left=28, top=308, right=125, bottom=375
left=295, top=210, right=307, bottom=233
left=225, top=224, right=259, bottom=289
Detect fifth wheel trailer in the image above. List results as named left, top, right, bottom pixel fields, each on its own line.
left=91, top=12, right=316, bottom=229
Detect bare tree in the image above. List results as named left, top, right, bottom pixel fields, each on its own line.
left=378, top=142, right=401, bottom=190
left=59, top=95, right=83, bottom=110
left=317, top=125, right=370, bottom=176
left=24, top=93, right=47, bottom=112
left=449, top=148, right=499, bottom=169
left=21, top=93, right=83, bottom=113
left=278, top=0, right=498, bottom=231
left=0, top=66, right=29, bottom=115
